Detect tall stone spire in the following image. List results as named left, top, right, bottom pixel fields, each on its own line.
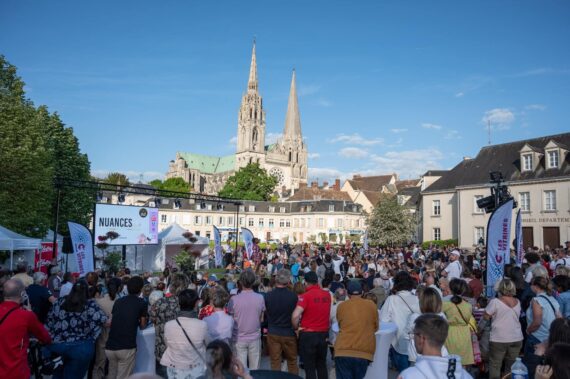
left=283, top=69, right=302, bottom=138
left=248, top=40, right=258, bottom=92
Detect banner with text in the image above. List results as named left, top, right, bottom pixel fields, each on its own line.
left=515, top=209, right=524, bottom=267
left=94, top=204, right=159, bottom=245
left=241, top=227, right=254, bottom=260
left=35, top=242, right=57, bottom=274
left=363, top=230, right=369, bottom=251
left=213, top=225, right=223, bottom=267
left=486, top=199, right=514, bottom=297
left=68, top=222, right=95, bottom=277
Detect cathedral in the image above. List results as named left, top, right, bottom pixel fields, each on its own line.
left=166, top=42, right=308, bottom=196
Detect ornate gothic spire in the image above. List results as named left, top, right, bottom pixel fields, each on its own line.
left=248, top=40, right=258, bottom=92
left=283, top=69, right=302, bottom=138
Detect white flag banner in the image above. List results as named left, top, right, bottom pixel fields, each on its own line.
left=68, top=222, right=95, bottom=277
left=486, top=199, right=514, bottom=297
left=213, top=226, right=223, bottom=267
left=363, top=230, right=369, bottom=251
left=515, top=209, right=524, bottom=267
left=241, top=227, right=254, bottom=260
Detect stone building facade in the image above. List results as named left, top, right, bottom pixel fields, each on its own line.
left=166, top=42, right=308, bottom=195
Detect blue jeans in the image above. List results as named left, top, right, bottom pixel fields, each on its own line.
left=335, top=356, right=370, bottom=379
left=389, top=347, right=409, bottom=373
left=47, top=339, right=95, bottom=379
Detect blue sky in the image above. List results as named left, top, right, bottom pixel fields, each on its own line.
left=1, top=1, right=569, bottom=182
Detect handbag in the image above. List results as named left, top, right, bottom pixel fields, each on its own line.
left=454, top=303, right=482, bottom=364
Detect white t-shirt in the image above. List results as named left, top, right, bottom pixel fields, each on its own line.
left=550, top=257, right=570, bottom=271
left=443, top=260, right=462, bottom=280
left=485, top=298, right=523, bottom=343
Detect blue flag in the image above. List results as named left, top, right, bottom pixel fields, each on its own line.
left=485, top=199, right=514, bottom=297
left=68, top=222, right=94, bottom=276
left=213, top=225, right=223, bottom=267
left=241, top=227, right=254, bottom=260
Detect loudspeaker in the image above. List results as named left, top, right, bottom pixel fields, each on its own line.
left=62, top=236, right=73, bottom=254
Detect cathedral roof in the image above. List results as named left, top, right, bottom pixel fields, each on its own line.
left=178, top=152, right=235, bottom=174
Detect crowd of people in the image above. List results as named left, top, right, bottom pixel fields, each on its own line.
left=1, top=239, right=570, bottom=379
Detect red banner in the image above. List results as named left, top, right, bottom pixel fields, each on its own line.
left=35, top=242, right=57, bottom=274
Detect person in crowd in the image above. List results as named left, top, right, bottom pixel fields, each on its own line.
left=442, top=250, right=463, bottom=280
left=536, top=343, right=570, bottom=379
left=292, top=271, right=331, bottom=379
left=293, top=280, right=306, bottom=296
left=59, top=272, right=75, bottom=298
left=198, top=340, right=252, bottom=379
left=150, top=272, right=189, bottom=377
left=534, top=318, right=570, bottom=357
left=0, top=279, right=51, bottom=379
left=329, top=287, right=347, bottom=347
left=92, top=277, right=121, bottom=379
left=524, top=276, right=562, bottom=379
left=482, top=278, right=524, bottom=379
left=198, top=287, right=215, bottom=320
left=442, top=278, right=476, bottom=367
left=380, top=271, right=420, bottom=373
left=26, top=271, right=55, bottom=323
left=227, top=269, right=265, bottom=370
left=525, top=252, right=543, bottom=283
left=161, top=289, right=208, bottom=378
left=264, top=268, right=299, bottom=374
left=105, top=276, right=148, bottom=379
left=334, top=280, right=379, bottom=379
left=46, top=280, right=108, bottom=379
left=398, top=314, right=473, bottom=379
left=439, top=277, right=452, bottom=301
left=549, top=247, right=570, bottom=271
left=11, top=261, right=33, bottom=287
left=553, top=275, right=570, bottom=318
left=203, top=287, right=233, bottom=344
left=369, top=277, right=387, bottom=309
left=406, top=287, right=448, bottom=363
left=466, top=269, right=483, bottom=299
left=48, top=266, right=63, bottom=298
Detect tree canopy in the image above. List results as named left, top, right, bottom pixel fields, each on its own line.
left=218, top=163, right=278, bottom=201
left=367, top=194, right=413, bottom=246
left=149, top=177, right=190, bottom=193
left=103, top=172, right=130, bottom=186
left=0, top=56, right=92, bottom=237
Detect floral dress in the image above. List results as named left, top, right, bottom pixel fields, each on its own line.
left=443, top=300, right=476, bottom=365
left=150, top=296, right=180, bottom=361
left=46, top=298, right=108, bottom=343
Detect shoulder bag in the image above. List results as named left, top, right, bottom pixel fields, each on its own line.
left=454, top=303, right=482, bottom=364
left=175, top=318, right=206, bottom=364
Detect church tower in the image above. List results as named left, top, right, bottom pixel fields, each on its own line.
left=281, top=69, right=308, bottom=187
left=236, top=41, right=266, bottom=169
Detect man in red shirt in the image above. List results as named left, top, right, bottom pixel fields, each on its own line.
left=292, top=271, right=331, bottom=379
left=0, top=279, right=51, bottom=379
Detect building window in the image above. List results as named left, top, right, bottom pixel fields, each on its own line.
left=269, top=206, right=275, bottom=213
left=548, top=150, right=559, bottom=168
left=206, top=204, right=212, bottom=210
left=474, top=195, right=484, bottom=213
left=227, top=216, right=234, bottom=226
left=280, top=207, right=286, bottom=213
left=474, top=227, right=485, bottom=245
left=161, top=214, right=167, bottom=223
left=279, top=219, right=285, bottom=227
left=206, top=232, right=211, bottom=239
left=258, top=218, right=264, bottom=227
left=195, top=204, right=202, bottom=210
left=217, top=216, right=224, bottom=225
left=355, top=219, right=360, bottom=227
left=239, top=217, right=244, bottom=226
left=194, top=216, right=202, bottom=225
left=285, top=220, right=291, bottom=228
left=433, top=228, right=441, bottom=241
left=248, top=218, right=254, bottom=227
left=336, top=219, right=343, bottom=228
left=432, top=200, right=441, bottom=216
left=268, top=219, right=274, bottom=228
left=300, top=218, right=306, bottom=228
left=205, top=216, right=212, bottom=225
left=239, top=205, right=245, bottom=212
left=306, top=218, right=311, bottom=228
left=294, top=218, right=299, bottom=228
left=519, top=192, right=530, bottom=212
left=544, top=190, right=556, bottom=211
left=329, top=204, right=335, bottom=212
left=522, top=154, right=533, bottom=171
left=318, top=218, right=324, bottom=227
left=248, top=205, right=256, bottom=212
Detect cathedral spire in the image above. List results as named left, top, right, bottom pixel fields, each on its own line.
left=248, top=40, right=258, bottom=92
left=283, top=69, right=302, bottom=138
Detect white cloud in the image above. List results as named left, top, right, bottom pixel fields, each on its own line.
left=308, top=153, right=320, bottom=159
left=390, top=128, right=408, bottom=134
left=421, top=123, right=442, bottom=130
left=369, top=148, right=444, bottom=178
left=316, top=98, right=332, bottom=107
left=266, top=133, right=282, bottom=144
left=298, top=84, right=321, bottom=97
left=455, top=92, right=464, bottom=98
left=328, top=133, right=384, bottom=146
left=482, top=108, right=515, bottom=130
left=525, top=104, right=546, bottom=111
left=91, top=170, right=165, bottom=183
left=229, top=136, right=238, bottom=145
left=444, top=130, right=461, bottom=140
left=339, top=147, right=369, bottom=159
left=514, top=67, right=570, bottom=77
left=308, top=167, right=352, bottom=182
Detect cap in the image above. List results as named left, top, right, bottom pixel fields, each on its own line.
left=347, top=280, right=363, bottom=295
left=208, top=274, right=219, bottom=282
left=303, top=271, right=318, bottom=284
left=450, top=250, right=461, bottom=257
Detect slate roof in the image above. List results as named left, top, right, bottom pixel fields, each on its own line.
left=347, top=175, right=394, bottom=192
left=422, top=170, right=449, bottom=177
left=288, top=187, right=352, bottom=202
left=178, top=152, right=235, bottom=174
left=399, top=186, right=421, bottom=207
left=423, top=133, right=570, bottom=193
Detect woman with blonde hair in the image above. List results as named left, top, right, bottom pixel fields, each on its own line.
left=482, top=278, right=523, bottom=379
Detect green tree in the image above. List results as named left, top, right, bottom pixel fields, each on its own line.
left=150, top=177, right=190, bottom=193
left=367, top=194, right=413, bottom=246
left=104, top=172, right=130, bottom=186
left=218, top=163, right=277, bottom=201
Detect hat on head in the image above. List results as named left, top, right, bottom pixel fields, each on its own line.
left=208, top=274, right=219, bottom=282
left=347, top=280, right=363, bottom=295
left=450, top=250, right=461, bottom=257
left=304, top=271, right=318, bottom=284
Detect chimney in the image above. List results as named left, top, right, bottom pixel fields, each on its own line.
left=353, top=174, right=361, bottom=179
left=334, top=179, right=341, bottom=191
left=311, top=181, right=318, bottom=188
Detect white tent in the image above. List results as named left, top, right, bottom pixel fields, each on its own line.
left=134, top=223, right=210, bottom=272
left=0, top=225, right=42, bottom=270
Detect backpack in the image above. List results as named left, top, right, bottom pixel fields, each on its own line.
left=323, top=262, right=335, bottom=282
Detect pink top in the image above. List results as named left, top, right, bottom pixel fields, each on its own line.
left=485, top=298, right=523, bottom=343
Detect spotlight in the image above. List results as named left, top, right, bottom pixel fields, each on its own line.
left=96, top=192, right=103, bottom=202
left=174, top=199, right=182, bottom=208
left=476, top=195, right=496, bottom=213
left=216, top=203, right=223, bottom=211
left=118, top=193, right=125, bottom=203
left=201, top=201, right=206, bottom=209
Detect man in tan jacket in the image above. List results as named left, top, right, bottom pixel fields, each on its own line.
left=334, top=280, right=379, bottom=379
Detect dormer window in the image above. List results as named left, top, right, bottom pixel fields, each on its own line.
left=522, top=154, right=533, bottom=171
left=547, top=150, right=559, bottom=169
